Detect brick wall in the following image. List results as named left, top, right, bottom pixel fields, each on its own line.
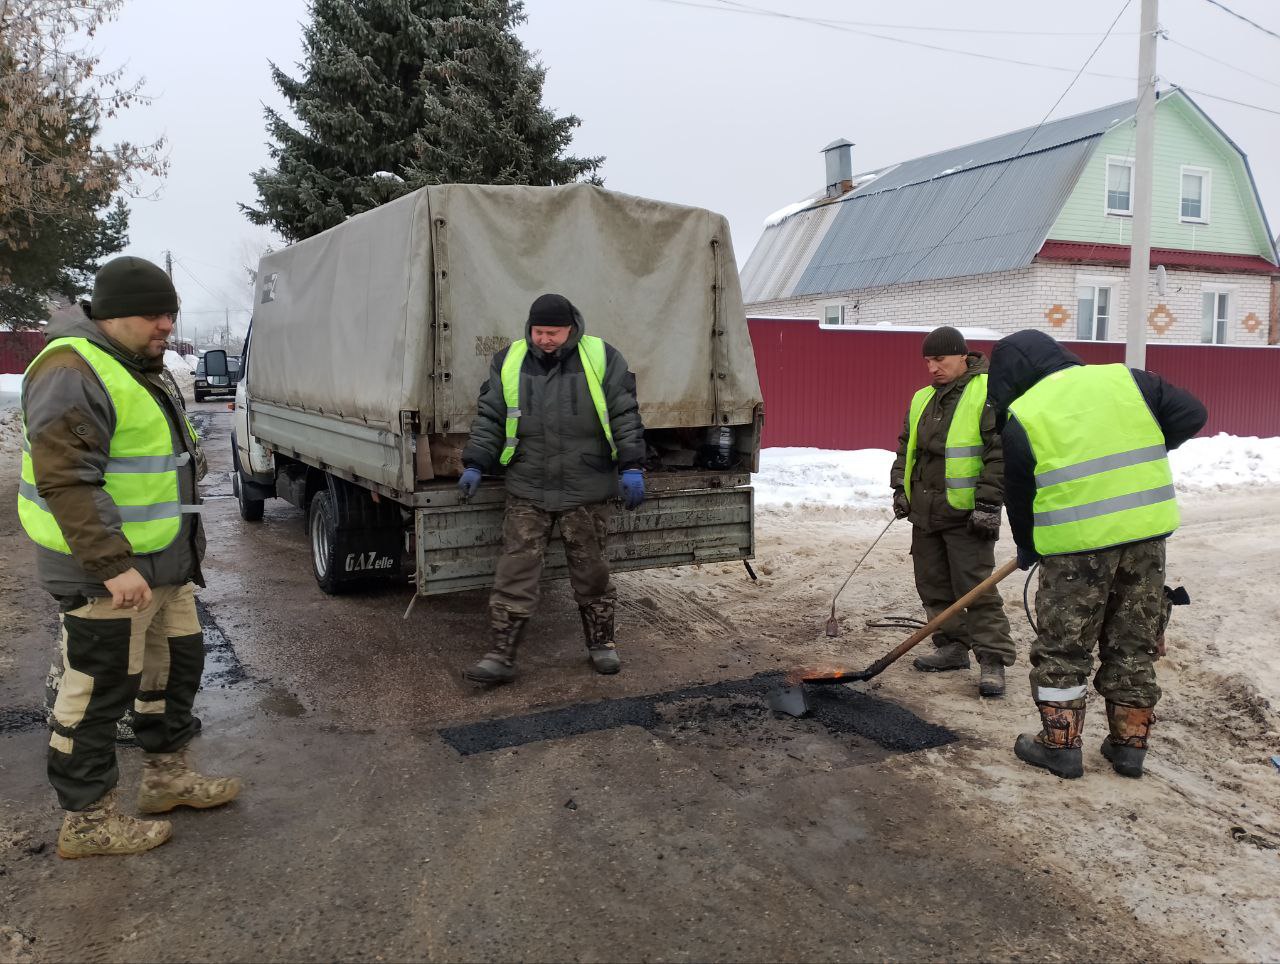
left=746, top=262, right=1276, bottom=345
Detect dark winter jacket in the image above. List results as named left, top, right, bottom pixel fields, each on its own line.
left=21, top=307, right=206, bottom=599
left=988, top=330, right=1207, bottom=563
left=461, top=299, right=646, bottom=511
left=889, top=353, right=1003, bottom=533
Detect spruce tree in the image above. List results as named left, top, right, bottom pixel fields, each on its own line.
left=244, top=0, right=602, bottom=243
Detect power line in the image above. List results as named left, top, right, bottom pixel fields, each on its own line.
left=1179, top=85, right=1280, bottom=116
left=1163, top=36, right=1280, bottom=91
left=1200, top=0, right=1280, bottom=42
left=646, top=0, right=1137, bottom=82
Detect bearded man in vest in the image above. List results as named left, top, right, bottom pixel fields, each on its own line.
left=988, top=330, right=1206, bottom=779
left=457, top=293, right=647, bottom=684
left=889, top=326, right=1015, bottom=698
left=20, top=257, right=241, bottom=858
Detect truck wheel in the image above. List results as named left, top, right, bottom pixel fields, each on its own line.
left=232, top=472, right=264, bottom=522
left=309, top=490, right=344, bottom=594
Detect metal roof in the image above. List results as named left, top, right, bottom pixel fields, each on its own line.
left=742, top=98, right=1139, bottom=303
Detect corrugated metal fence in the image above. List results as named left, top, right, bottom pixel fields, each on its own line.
left=0, top=331, right=45, bottom=376
left=748, top=318, right=1280, bottom=449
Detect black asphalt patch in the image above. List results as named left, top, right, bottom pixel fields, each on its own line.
left=439, top=673, right=957, bottom=756
left=0, top=708, right=46, bottom=734
left=197, top=598, right=249, bottom=686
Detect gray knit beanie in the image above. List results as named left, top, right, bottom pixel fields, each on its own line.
left=921, top=325, right=967, bottom=356
left=90, top=257, right=179, bottom=320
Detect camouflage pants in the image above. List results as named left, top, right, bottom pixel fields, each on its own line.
left=911, top=524, right=1016, bottom=665
left=1030, top=539, right=1165, bottom=708
left=490, top=496, right=615, bottom=628
left=48, top=583, right=205, bottom=811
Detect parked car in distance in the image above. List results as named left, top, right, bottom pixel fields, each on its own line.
left=194, top=353, right=241, bottom=402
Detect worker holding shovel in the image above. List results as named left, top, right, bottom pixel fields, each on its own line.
left=890, top=326, right=1015, bottom=697
left=988, top=330, right=1206, bottom=780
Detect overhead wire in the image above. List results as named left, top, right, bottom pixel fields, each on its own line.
left=1199, top=0, right=1280, bottom=42
left=1162, top=36, right=1280, bottom=92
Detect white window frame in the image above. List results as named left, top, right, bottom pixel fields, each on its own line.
left=1104, top=156, right=1135, bottom=217
left=1200, top=285, right=1234, bottom=345
left=820, top=303, right=856, bottom=328
left=1074, top=275, right=1114, bottom=341
left=1179, top=165, right=1212, bottom=224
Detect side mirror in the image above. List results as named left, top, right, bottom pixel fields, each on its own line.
left=203, top=349, right=228, bottom=377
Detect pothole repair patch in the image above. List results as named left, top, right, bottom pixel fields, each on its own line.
left=439, top=673, right=957, bottom=757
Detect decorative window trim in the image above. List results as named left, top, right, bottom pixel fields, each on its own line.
left=1104, top=156, right=1135, bottom=217
left=1179, top=165, right=1212, bottom=224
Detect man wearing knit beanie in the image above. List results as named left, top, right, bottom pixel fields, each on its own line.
left=888, top=325, right=1015, bottom=697
left=20, top=256, right=241, bottom=857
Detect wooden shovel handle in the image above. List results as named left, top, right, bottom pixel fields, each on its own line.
left=861, top=557, right=1020, bottom=678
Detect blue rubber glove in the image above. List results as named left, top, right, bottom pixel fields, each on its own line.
left=458, top=466, right=482, bottom=500
left=619, top=469, right=645, bottom=511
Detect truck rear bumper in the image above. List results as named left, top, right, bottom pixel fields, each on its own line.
left=414, top=483, right=754, bottom=596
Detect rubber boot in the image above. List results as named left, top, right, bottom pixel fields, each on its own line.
left=580, top=605, right=621, bottom=675
left=1100, top=701, right=1155, bottom=778
left=977, top=659, right=1006, bottom=697
left=1014, top=702, right=1085, bottom=779
left=463, top=614, right=527, bottom=685
left=913, top=640, right=970, bottom=672
left=57, top=789, right=172, bottom=859
left=137, top=748, right=242, bottom=814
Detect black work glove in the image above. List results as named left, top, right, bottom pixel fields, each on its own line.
left=967, top=501, right=1002, bottom=541
left=1016, top=544, right=1040, bottom=571
left=892, top=488, right=910, bottom=520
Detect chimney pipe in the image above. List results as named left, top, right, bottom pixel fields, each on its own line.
left=822, top=138, right=854, bottom=198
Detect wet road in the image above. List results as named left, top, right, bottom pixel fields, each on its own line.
left=0, top=405, right=1193, bottom=962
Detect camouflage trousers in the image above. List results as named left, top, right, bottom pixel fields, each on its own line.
left=1030, top=539, right=1166, bottom=708
left=490, top=496, right=615, bottom=629
left=911, top=524, right=1016, bottom=665
left=47, top=583, right=205, bottom=811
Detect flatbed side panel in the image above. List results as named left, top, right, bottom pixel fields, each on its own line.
left=250, top=400, right=409, bottom=491
left=415, top=487, right=754, bottom=596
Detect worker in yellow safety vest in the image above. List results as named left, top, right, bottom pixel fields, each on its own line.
left=988, top=329, right=1207, bottom=779
left=457, top=293, right=647, bottom=684
left=20, top=257, right=241, bottom=858
left=890, top=326, right=1015, bottom=698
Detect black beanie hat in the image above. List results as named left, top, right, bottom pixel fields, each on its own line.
left=90, top=256, right=179, bottom=320
left=921, top=325, right=967, bottom=357
left=527, top=293, right=575, bottom=327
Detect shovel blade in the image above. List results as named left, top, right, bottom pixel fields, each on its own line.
left=768, top=684, right=811, bottom=718
left=825, top=614, right=840, bottom=638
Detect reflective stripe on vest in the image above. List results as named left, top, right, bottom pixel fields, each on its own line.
left=1007, top=364, right=1179, bottom=556
left=902, top=374, right=989, bottom=510
left=498, top=335, right=617, bottom=466
left=18, top=338, right=197, bottom=555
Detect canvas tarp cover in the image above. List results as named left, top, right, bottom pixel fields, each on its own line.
left=249, top=183, right=761, bottom=434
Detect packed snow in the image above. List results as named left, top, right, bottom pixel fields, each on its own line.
left=751, top=434, right=1280, bottom=509
left=762, top=197, right=816, bottom=227
left=0, top=373, right=22, bottom=395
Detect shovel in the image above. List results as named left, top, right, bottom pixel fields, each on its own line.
left=826, top=517, right=896, bottom=637
left=770, top=557, right=1020, bottom=717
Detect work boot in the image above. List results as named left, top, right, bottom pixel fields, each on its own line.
left=137, top=748, right=242, bottom=814
left=56, top=789, right=172, bottom=859
left=1014, top=702, right=1085, bottom=779
left=580, top=604, right=621, bottom=675
left=463, top=614, right=527, bottom=685
left=978, top=659, right=1006, bottom=697
left=1100, top=701, right=1155, bottom=778
left=912, top=640, right=970, bottom=672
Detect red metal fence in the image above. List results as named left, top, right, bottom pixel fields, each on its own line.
left=0, top=331, right=46, bottom=375
left=747, top=318, right=1280, bottom=450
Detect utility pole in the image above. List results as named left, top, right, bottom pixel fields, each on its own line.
left=1126, top=0, right=1158, bottom=369
left=164, top=250, right=180, bottom=348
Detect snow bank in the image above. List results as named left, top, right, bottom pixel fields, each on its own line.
left=164, top=349, right=192, bottom=372
left=752, top=435, right=1280, bottom=509
left=0, top=372, right=23, bottom=394
left=1170, top=433, right=1280, bottom=491
left=752, top=447, right=895, bottom=508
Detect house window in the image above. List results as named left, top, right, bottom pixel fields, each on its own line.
left=1180, top=167, right=1211, bottom=223
left=1201, top=290, right=1231, bottom=344
left=823, top=304, right=842, bottom=326
left=1076, top=283, right=1111, bottom=340
left=1105, top=157, right=1134, bottom=215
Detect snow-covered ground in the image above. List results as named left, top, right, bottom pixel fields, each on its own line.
left=751, top=434, right=1280, bottom=508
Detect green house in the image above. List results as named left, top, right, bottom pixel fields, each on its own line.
left=743, top=87, right=1278, bottom=345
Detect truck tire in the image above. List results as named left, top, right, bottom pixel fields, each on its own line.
left=232, top=472, right=264, bottom=522
left=308, top=489, right=344, bottom=594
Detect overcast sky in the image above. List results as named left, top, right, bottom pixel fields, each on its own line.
left=94, top=0, right=1280, bottom=340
